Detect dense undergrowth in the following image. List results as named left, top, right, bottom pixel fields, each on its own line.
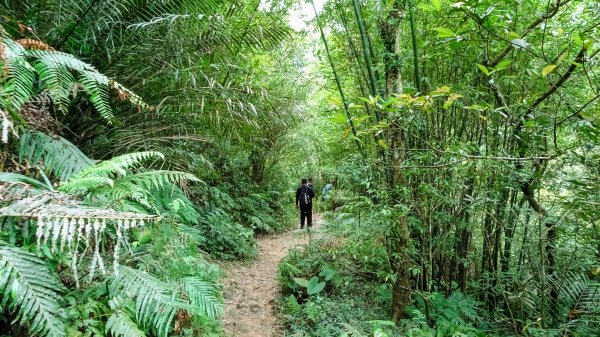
left=278, top=190, right=600, bottom=337
left=0, top=1, right=300, bottom=334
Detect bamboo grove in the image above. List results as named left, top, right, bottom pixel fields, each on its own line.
left=308, top=0, right=600, bottom=334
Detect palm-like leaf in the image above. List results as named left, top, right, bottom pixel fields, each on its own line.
left=19, top=131, right=95, bottom=182
left=110, top=266, right=221, bottom=337
left=0, top=241, right=66, bottom=337
left=106, top=311, right=146, bottom=337
left=74, top=151, right=164, bottom=180
left=180, top=276, right=222, bottom=320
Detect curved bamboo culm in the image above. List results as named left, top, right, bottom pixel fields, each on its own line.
left=309, top=0, right=365, bottom=161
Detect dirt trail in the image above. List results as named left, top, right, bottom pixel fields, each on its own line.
left=220, top=214, right=323, bottom=337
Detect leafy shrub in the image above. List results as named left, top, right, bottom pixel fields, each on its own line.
left=198, top=208, right=256, bottom=260
left=277, top=221, right=396, bottom=336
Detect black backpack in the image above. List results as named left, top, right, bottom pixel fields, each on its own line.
left=299, top=185, right=311, bottom=205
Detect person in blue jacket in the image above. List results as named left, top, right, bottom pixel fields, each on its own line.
left=322, top=181, right=333, bottom=196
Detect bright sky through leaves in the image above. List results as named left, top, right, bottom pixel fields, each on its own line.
left=260, top=0, right=326, bottom=31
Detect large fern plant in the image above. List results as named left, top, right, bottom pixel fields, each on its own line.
left=1, top=131, right=209, bottom=336
left=0, top=26, right=148, bottom=144
left=0, top=241, right=66, bottom=337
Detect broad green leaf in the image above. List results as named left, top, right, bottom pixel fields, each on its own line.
left=319, top=266, right=338, bottom=281
left=293, top=277, right=309, bottom=288
left=307, top=276, right=326, bottom=295
left=433, top=27, right=457, bottom=38
left=444, top=94, right=462, bottom=109
left=430, top=85, right=451, bottom=96
left=541, top=64, right=557, bottom=77
left=476, top=64, right=490, bottom=76
left=496, top=60, right=512, bottom=70
left=377, top=139, right=388, bottom=149
left=431, top=0, right=442, bottom=11
left=417, top=3, right=434, bottom=11
left=329, top=113, right=347, bottom=124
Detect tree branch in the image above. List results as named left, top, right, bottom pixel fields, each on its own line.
left=486, top=0, right=570, bottom=68
left=529, top=47, right=586, bottom=112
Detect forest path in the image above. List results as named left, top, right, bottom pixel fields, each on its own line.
left=220, top=214, right=324, bottom=337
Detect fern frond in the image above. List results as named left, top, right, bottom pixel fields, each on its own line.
left=79, top=70, right=113, bottom=122
left=58, top=176, right=114, bottom=193
left=0, top=32, right=149, bottom=140
left=32, top=57, right=75, bottom=113
left=555, top=272, right=600, bottom=329
left=27, top=50, right=99, bottom=73
left=91, top=184, right=159, bottom=214
left=75, top=151, right=165, bottom=179
left=0, top=241, right=66, bottom=337
left=0, top=182, right=158, bottom=221
left=19, top=131, right=95, bottom=182
left=1, top=38, right=35, bottom=113
left=116, top=170, right=200, bottom=189
left=110, top=266, right=200, bottom=337
left=180, top=277, right=222, bottom=319
left=106, top=311, right=146, bottom=337
left=19, top=131, right=94, bottom=181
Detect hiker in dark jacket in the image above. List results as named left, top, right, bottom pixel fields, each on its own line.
left=296, top=178, right=315, bottom=229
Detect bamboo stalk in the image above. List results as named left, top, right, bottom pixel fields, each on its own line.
left=310, top=0, right=365, bottom=158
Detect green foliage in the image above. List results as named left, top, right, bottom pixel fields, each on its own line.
left=294, top=276, right=326, bottom=295
left=19, top=131, right=94, bottom=182
left=278, top=217, right=395, bottom=336
left=106, top=311, right=146, bottom=337
left=0, top=241, right=66, bottom=337
left=406, top=292, right=486, bottom=333
left=0, top=2, right=308, bottom=336
left=0, top=29, right=147, bottom=144
left=109, top=266, right=221, bottom=337
left=180, top=277, right=222, bottom=320
left=198, top=208, right=255, bottom=260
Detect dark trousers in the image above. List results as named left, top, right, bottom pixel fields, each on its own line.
left=300, top=204, right=313, bottom=228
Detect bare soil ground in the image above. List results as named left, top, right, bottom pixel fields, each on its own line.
left=220, top=214, right=323, bottom=337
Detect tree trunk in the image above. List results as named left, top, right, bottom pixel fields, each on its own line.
left=378, top=4, right=404, bottom=95
left=378, top=0, right=410, bottom=321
